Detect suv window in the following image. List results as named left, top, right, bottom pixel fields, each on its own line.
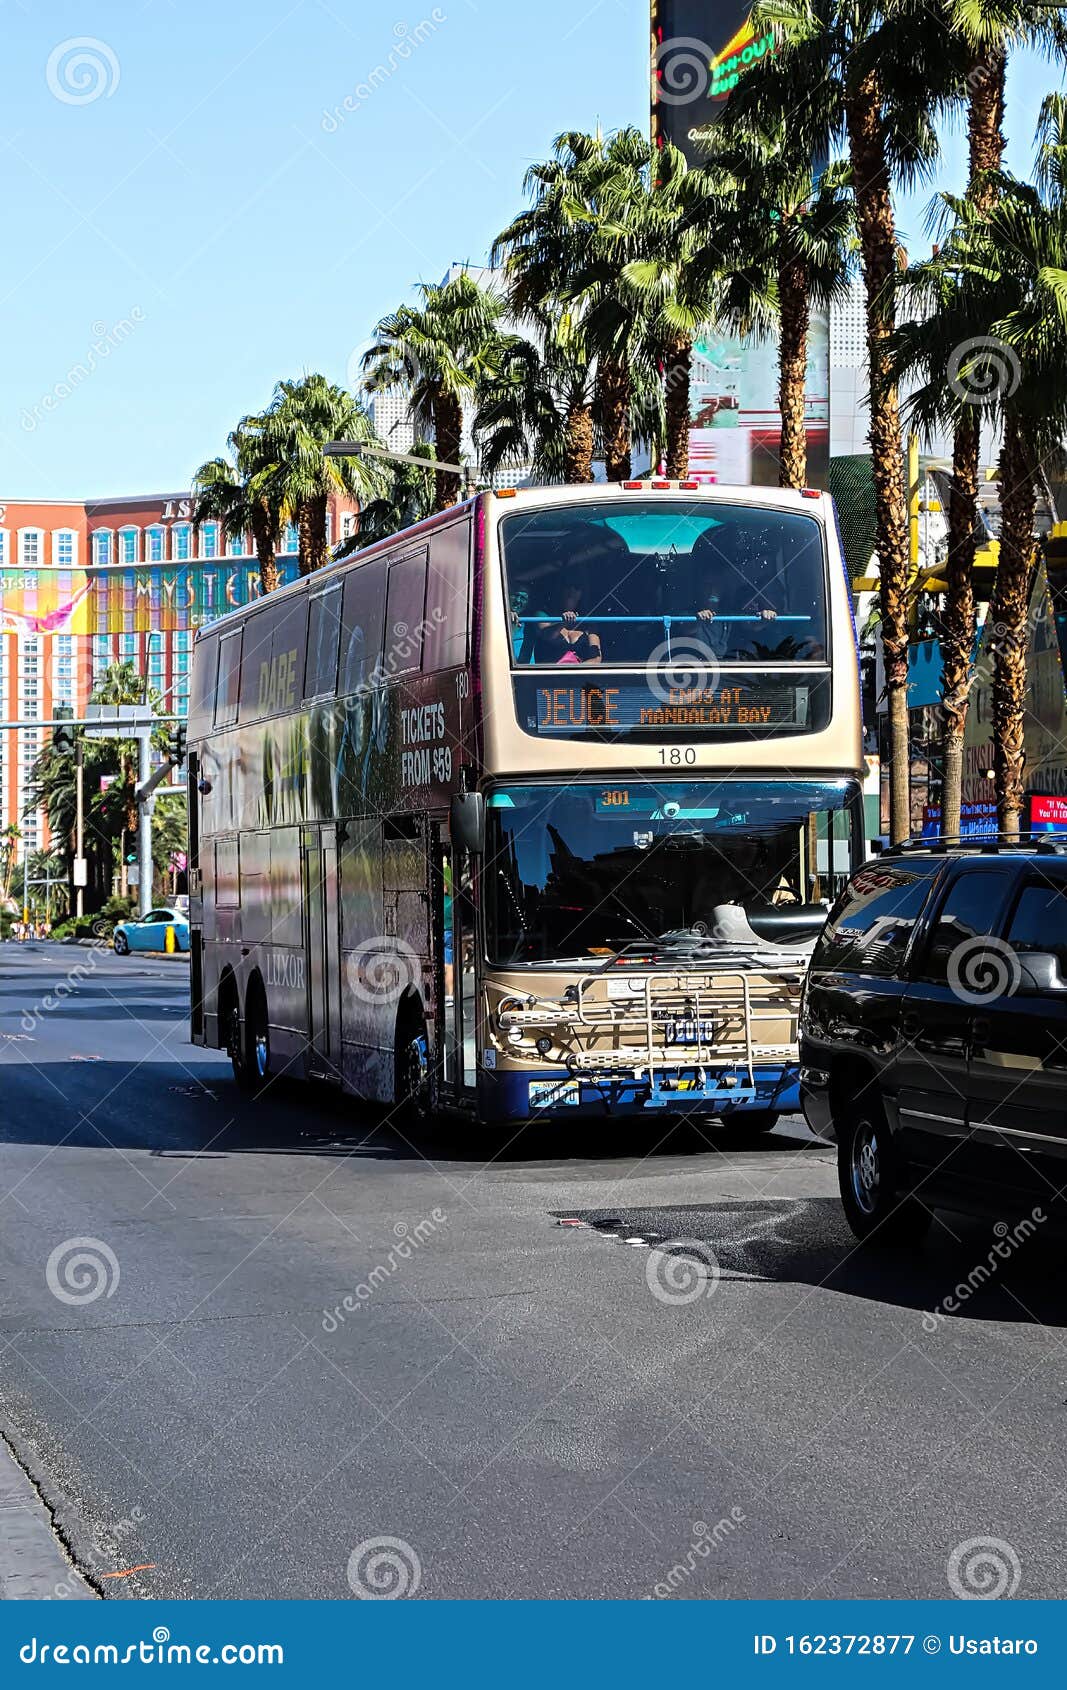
left=811, top=860, right=941, bottom=978
left=1005, top=875, right=1067, bottom=970
left=915, top=868, right=1013, bottom=984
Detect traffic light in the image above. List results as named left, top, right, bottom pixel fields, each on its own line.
left=126, top=851, right=138, bottom=865
left=167, top=723, right=188, bottom=766
left=53, top=705, right=75, bottom=758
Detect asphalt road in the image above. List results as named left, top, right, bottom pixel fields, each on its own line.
left=0, top=940, right=1063, bottom=1601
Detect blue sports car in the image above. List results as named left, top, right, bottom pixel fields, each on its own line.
left=113, top=907, right=190, bottom=955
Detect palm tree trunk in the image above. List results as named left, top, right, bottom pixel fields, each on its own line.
left=309, top=494, right=330, bottom=573
left=991, top=418, right=1036, bottom=839
left=845, top=73, right=911, bottom=844
left=597, top=356, right=632, bottom=482
left=664, top=337, right=691, bottom=479
left=564, top=401, right=594, bottom=483
left=777, top=251, right=809, bottom=491
left=939, top=46, right=1006, bottom=837
left=432, top=392, right=463, bottom=510
left=939, top=410, right=979, bottom=838
left=251, top=502, right=279, bottom=595
left=297, top=501, right=315, bottom=577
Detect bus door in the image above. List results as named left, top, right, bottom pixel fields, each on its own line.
left=432, top=825, right=477, bottom=1095
left=303, top=826, right=341, bottom=1077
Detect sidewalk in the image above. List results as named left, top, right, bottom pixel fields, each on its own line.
left=0, top=1441, right=95, bottom=1600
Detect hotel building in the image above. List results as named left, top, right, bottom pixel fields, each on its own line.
left=0, top=489, right=359, bottom=864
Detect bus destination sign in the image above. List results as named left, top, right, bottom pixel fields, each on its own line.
left=514, top=674, right=828, bottom=739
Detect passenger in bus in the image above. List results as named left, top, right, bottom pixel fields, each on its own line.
left=520, top=578, right=603, bottom=665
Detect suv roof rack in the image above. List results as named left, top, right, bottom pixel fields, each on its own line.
left=882, top=831, right=1067, bottom=857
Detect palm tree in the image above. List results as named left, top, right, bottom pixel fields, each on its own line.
left=363, top=275, right=506, bottom=511
left=895, top=146, right=1067, bottom=834
left=754, top=0, right=962, bottom=843
left=493, top=129, right=660, bottom=482
left=1, top=824, right=21, bottom=905
left=257, top=375, right=387, bottom=575
left=473, top=306, right=599, bottom=483
left=707, top=43, right=855, bottom=489
left=933, top=1, right=1064, bottom=835
left=193, top=417, right=282, bottom=596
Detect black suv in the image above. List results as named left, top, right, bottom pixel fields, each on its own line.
left=801, top=841, right=1067, bottom=1243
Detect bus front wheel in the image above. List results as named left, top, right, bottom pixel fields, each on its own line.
left=394, top=1005, right=432, bottom=1129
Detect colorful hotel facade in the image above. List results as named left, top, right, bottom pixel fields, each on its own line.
left=0, top=490, right=359, bottom=863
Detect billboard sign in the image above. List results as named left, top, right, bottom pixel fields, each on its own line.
left=650, top=3, right=827, bottom=487
left=651, top=1, right=774, bottom=168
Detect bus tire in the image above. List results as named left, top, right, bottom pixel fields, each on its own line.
left=394, top=1000, right=432, bottom=1129
left=220, top=972, right=250, bottom=1092
left=244, top=977, right=271, bottom=1096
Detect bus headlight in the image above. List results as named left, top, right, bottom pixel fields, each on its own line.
left=535, top=1036, right=552, bottom=1055
left=507, top=1026, right=524, bottom=1044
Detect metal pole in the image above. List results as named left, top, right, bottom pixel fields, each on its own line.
left=75, top=738, right=85, bottom=919
left=137, top=731, right=152, bottom=919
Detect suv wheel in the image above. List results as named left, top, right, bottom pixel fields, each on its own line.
left=838, top=1102, right=930, bottom=1246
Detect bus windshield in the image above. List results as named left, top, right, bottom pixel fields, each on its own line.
left=501, top=500, right=827, bottom=667
left=485, top=780, right=858, bottom=966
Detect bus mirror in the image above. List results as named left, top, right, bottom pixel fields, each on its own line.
left=450, top=792, right=485, bottom=855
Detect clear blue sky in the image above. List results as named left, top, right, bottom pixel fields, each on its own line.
left=0, top=0, right=1057, bottom=499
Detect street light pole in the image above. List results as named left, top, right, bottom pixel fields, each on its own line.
left=74, top=736, right=85, bottom=919
left=137, top=731, right=153, bottom=919
left=323, top=439, right=475, bottom=498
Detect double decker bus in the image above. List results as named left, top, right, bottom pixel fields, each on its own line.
left=187, top=482, right=864, bottom=1132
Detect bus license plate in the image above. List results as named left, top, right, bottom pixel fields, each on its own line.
left=664, top=1019, right=716, bottom=1046
left=529, top=1080, right=580, bottom=1109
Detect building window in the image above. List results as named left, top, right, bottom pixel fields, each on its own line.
left=200, top=521, right=219, bottom=560
left=283, top=524, right=298, bottom=554
left=0, top=530, right=8, bottom=565
left=341, top=512, right=357, bottom=540
left=173, top=523, right=192, bottom=562
left=92, top=530, right=113, bottom=567
left=147, top=526, right=165, bottom=564
left=18, top=530, right=42, bottom=568
left=227, top=531, right=245, bottom=557
left=119, top=528, right=139, bottom=565
left=54, top=530, right=76, bottom=569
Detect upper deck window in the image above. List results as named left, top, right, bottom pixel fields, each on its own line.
left=501, top=501, right=827, bottom=668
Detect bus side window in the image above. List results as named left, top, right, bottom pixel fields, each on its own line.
left=241, top=831, right=272, bottom=943
left=382, top=550, right=428, bottom=679
left=214, top=631, right=242, bottom=729
left=305, top=585, right=343, bottom=699
left=424, top=523, right=470, bottom=671
left=341, top=562, right=386, bottom=694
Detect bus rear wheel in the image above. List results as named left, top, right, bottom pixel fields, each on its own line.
left=244, top=981, right=271, bottom=1096
left=394, top=1006, right=432, bottom=1129
left=222, top=978, right=250, bottom=1092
